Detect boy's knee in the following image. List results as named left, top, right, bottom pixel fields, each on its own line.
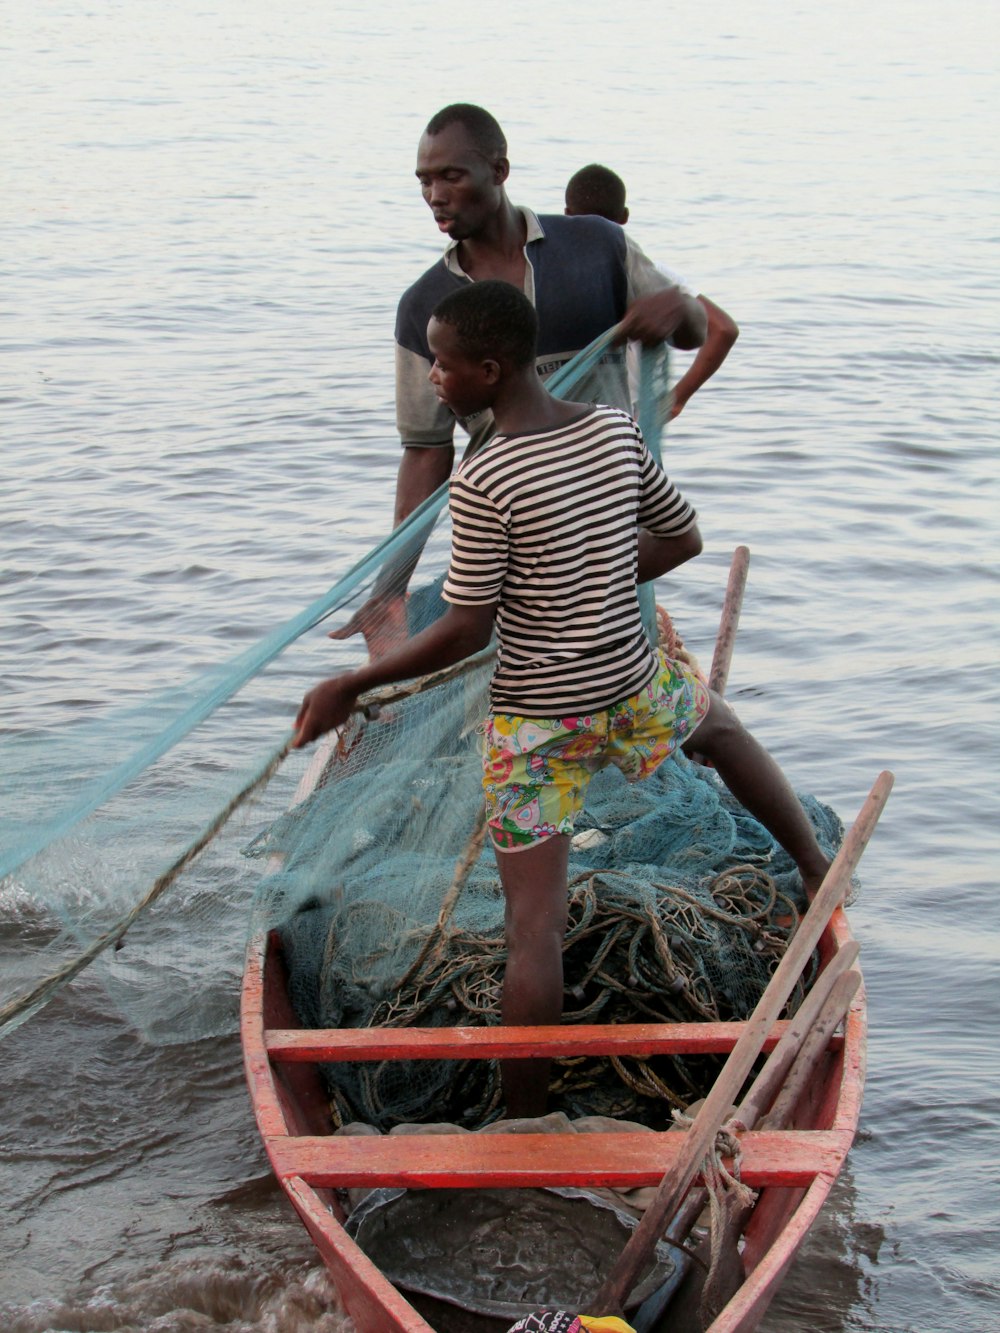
left=683, top=688, right=746, bottom=758
left=505, top=910, right=568, bottom=953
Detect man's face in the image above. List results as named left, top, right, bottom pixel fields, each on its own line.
left=415, top=122, right=506, bottom=242
left=427, top=317, right=496, bottom=419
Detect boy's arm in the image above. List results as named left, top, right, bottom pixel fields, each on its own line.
left=295, top=600, right=497, bottom=747
left=637, top=523, right=703, bottom=583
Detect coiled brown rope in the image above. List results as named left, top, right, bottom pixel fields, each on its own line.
left=327, top=864, right=804, bottom=1126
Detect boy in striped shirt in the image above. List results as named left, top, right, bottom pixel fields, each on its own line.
left=295, top=280, right=830, bottom=1118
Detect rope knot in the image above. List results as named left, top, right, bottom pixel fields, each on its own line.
left=671, top=1108, right=761, bottom=1325
left=708, top=1118, right=757, bottom=1209
left=670, top=1107, right=756, bottom=1209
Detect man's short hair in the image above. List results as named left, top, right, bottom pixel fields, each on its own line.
left=432, top=281, right=537, bottom=369
left=565, top=163, right=627, bottom=222
left=425, top=104, right=507, bottom=161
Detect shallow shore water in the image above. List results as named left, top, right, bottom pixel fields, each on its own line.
left=2, top=4, right=998, bottom=1330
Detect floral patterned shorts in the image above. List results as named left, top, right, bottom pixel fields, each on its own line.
left=483, top=650, right=710, bottom=851
left=504, top=1312, right=637, bottom=1332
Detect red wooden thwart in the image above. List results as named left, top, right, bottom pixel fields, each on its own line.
left=269, top=1126, right=850, bottom=1192
left=263, top=1019, right=811, bottom=1062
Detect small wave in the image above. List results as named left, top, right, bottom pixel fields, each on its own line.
left=0, top=1257, right=353, bottom=1333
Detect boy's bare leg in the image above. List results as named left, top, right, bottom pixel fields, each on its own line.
left=494, top=832, right=571, bottom=1118
left=683, top=689, right=830, bottom=895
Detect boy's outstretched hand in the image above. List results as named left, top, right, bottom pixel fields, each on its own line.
left=293, top=675, right=359, bottom=748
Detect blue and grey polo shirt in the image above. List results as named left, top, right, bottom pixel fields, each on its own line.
left=394, top=207, right=683, bottom=451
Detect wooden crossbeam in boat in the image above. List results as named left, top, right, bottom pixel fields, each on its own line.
left=262, top=1019, right=848, bottom=1063
left=267, top=1126, right=850, bottom=1191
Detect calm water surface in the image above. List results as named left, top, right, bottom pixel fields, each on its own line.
left=2, top=3, right=998, bottom=1330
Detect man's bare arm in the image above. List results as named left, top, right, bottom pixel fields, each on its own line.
left=330, top=445, right=455, bottom=660
left=327, top=444, right=455, bottom=659
left=394, top=443, right=455, bottom=526
left=671, top=296, right=739, bottom=418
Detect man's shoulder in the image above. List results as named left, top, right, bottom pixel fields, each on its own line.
left=587, top=403, right=645, bottom=446
left=532, top=212, right=627, bottom=257
left=395, top=258, right=467, bottom=354
left=397, top=256, right=464, bottom=313
left=469, top=405, right=639, bottom=468
left=591, top=401, right=637, bottom=421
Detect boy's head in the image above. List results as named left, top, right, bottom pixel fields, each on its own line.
left=564, top=163, right=629, bottom=225
left=428, top=280, right=537, bottom=418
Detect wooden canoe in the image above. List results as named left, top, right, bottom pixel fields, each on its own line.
left=241, top=550, right=881, bottom=1331
left=241, top=897, right=867, bottom=1333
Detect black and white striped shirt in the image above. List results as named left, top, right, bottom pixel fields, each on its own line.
left=442, top=405, right=696, bottom=715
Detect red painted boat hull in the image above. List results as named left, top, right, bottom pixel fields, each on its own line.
left=240, top=905, right=865, bottom=1332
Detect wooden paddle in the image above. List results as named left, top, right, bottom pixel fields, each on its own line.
left=760, top=968, right=862, bottom=1132
left=689, top=544, right=748, bottom=770
left=592, top=769, right=893, bottom=1313
left=708, top=545, right=750, bottom=696
left=735, top=939, right=859, bottom=1129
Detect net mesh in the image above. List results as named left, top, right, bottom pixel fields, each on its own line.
left=0, top=337, right=844, bottom=1122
